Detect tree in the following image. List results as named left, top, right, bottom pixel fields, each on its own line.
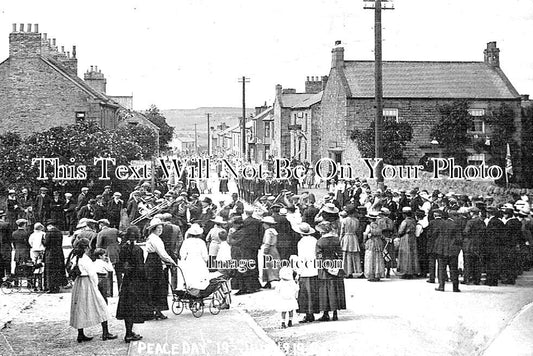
left=350, top=119, right=413, bottom=165
left=521, top=104, right=533, bottom=187
left=144, top=104, right=174, bottom=152
left=430, top=100, right=471, bottom=165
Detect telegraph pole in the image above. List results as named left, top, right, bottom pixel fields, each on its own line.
left=206, top=113, right=211, bottom=157
left=364, top=0, right=394, bottom=190
left=194, top=123, right=198, bottom=155
left=238, top=76, right=250, bottom=161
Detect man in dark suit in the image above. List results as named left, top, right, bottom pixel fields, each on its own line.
left=106, top=192, right=123, bottom=229
left=485, top=206, right=504, bottom=286
left=502, top=208, right=521, bottom=284
left=0, top=211, right=12, bottom=281
left=228, top=193, right=244, bottom=218
left=76, top=187, right=90, bottom=212
left=77, top=199, right=97, bottom=220
left=63, top=193, right=77, bottom=236
left=462, top=207, right=486, bottom=285
left=242, top=207, right=264, bottom=291
left=33, top=187, right=52, bottom=224
left=159, top=213, right=182, bottom=290
left=426, top=209, right=446, bottom=283
left=433, top=210, right=462, bottom=292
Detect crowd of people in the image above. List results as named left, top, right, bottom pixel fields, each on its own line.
left=1, top=171, right=533, bottom=339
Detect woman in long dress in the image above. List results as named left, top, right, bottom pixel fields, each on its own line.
left=363, top=212, right=385, bottom=281
left=339, top=205, right=362, bottom=278
left=69, top=238, right=116, bottom=342
left=294, top=222, right=319, bottom=323
left=145, top=218, right=178, bottom=320
left=180, top=223, right=210, bottom=293
left=396, top=207, right=420, bottom=278
left=259, top=216, right=280, bottom=288
left=315, top=221, right=346, bottom=322
left=116, top=226, right=153, bottom=343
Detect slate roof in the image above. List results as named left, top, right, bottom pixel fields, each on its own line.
left=281, top=92, right=323, bottom=108
left=343, top=61, right=520, bottom=99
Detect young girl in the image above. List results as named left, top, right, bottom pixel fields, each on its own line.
left=276, top=266, right=299, bottom=328
left=93, top=248, right=114, bottom=303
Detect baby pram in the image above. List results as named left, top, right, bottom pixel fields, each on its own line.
left=170, top=266, right=231, bottom=318
left=1, top=259, right=44, bottom=294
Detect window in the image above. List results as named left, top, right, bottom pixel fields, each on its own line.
left=467, top=154, right=486, bottom=165
left=304, top=113, right=308, bottom=131
left=75, top=111, right=86, bottom=122
left=468, top=109, right=486, bottom=133
left=264, top=145, right=270, bottom=160
left=264, top=122, right=271, bottom=138
left=383, top=108, right=398, bottom=122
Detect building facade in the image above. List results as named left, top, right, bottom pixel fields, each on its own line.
left=319, top=40, right=523, bottom=173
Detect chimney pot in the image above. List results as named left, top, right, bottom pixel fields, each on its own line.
left=72, top=45, right=76, bottom=58
left=61, top=46, right=65, bottom=53
left=335, top=40, right=341, bottom=46
left=27, top=24, right=32, bottom=32
left=34, top=24, right=39, bottom=33
left=95, top=65, right=98, bottom=72
left=90, top=65, right=94, bottom=72
left=12, top=24, right=16, bottom=32
left=307, top=76, right=310, bottom=81
left=43, top=33, right=47, bottom=40
left=52, top=38, right=56, bottom=46
left=67, top=51, right=70, bottom=58
left=19, top=24, right=24, bottom=32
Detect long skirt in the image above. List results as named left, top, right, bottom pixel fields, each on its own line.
left=297, top=276, right=320, bottom=314
left=364, top=238, right=385, bottom=279
left=116, top=271, right=153, bottom=323
left=70, top=276, right=110, bottom=329
left=259, top=246, right=280, bottom=283
left=318, top=278, right=346, bottom=312
left=342, top=251, right=362, bottom=277
left=396, top=235, right=420, bottom=276
left=145, top=253, right=169, bottom=311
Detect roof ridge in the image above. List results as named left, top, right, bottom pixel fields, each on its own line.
left=345, top=60, right=485, bottom=64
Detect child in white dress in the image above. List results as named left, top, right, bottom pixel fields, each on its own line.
left=276, top=266, right=299, bottom=328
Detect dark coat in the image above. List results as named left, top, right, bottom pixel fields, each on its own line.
left=77, top=205, right=95, bottom=220
left=228, top=226, right=257, bottom=261
left=316, top=233, right=344, bottom=280
left=116, top=241, right=153, bottom=322
left=433, top=218, right=462, bottom=257
left=96, top=227, right=121, bottom=264
left=486, top=216, right=505, bottom=251
left=426, top=218, right=446, bottom=254
left=504, top=217, right=522, bottom=250
left=0, top=220, right=11, bottom=260
left=302, top=205, right=320, bottom=227
left=43, top=227, right=67, bottom=289
left=273, top=214, right=298, bottom=260
left=12, top=229, right=30, bottom=263
left=33, top=194, right=51, bottom=224
left=63, top=199, right=77, bottom=219
left=463, top=217, right=486, bottom=255
left=242, top=216, right=264, bottom=252
left=49, top=198, right=64, bottom=229
left=106, top=199, right=123, bottom=227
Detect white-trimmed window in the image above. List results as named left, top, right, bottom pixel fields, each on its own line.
left=383, top=108, right=399, bottom=122
left=467, top=153, right=486, bottom=165
left=468, top=109, right=486, bottom=133
left=264, top=122, right=271, bottom=138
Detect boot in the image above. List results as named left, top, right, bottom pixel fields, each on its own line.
left=101, top=321, right=118, bottom=341
left=77, top=329, right=93, bottom=343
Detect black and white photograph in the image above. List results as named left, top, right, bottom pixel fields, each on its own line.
left=0, top=1, right=532, bottom=355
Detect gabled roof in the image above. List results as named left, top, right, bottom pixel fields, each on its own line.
left=252, top=107, right=273, bottom=120
left=40, top=56, right=119, bottom=105
left=343, top=61, right=520, bottom=99
left=281, top=92, right=323, bottom=108
left=176, top=136, right=195, bottom=143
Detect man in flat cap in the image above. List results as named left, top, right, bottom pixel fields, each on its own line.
left=33, top=187, right=51, bottom=224
left=76, top=187, right=90, bottom=213
left=484, top=206, right=504, bottom=286
left=101, top=185, right=113, bottom=205
left=106, top=192, right=123, bottom=229
left=0, top=210, right=11, bottom=281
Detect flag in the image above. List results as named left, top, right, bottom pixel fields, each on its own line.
left=505, top=143, right=513, bottom=177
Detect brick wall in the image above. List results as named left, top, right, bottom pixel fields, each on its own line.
left=0, top=57, right=98, bottom=135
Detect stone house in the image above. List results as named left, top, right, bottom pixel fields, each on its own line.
left=0, top=23, right=156, bottom=137
left=319, top=40, right=524, bottom=173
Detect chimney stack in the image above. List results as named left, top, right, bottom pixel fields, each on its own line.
left=484, top=41, right=500, bottom=68
left=9, top=23, right=42, bottom=57
left=27, top=24, right=32, bottom=32
left=34, top=24, right=39, bottom=33
left=52, top=38, right=56, bottom=47
left=61, top=45, right=65, bottom=53
left=72, top=45, right=76, bottom=58
left=19, top=24, right=24, bottom=32
left=12, top=24, right=16, bottom=32
left=331, top=40, right=345, bottom=69
left=84, top=65, right=107, bottom=94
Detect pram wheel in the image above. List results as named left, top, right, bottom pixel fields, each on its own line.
left=209, top=297, right=221, bottom=315
left=1, top=280, right=15, bottom=294
left=171, top=299, right=184, bottom=315
left=190, top=301, right=204, bottom=318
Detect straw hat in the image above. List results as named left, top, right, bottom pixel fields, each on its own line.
left=322, top=203, right=339, bottom=214
left=293, top=222, right=315, bottom=235
left=261, top=216, right=277, bottom=225
left=147, top=217, right=165, bottom=230
left=76, top=218, right=88, bottom=229
left=187, top=223, right=204, bottom=236
left=366, top=211, right=379, bottom=219
left=211, top=216, right=227, bottom=225
left=315, top=221, right=333, bottom=233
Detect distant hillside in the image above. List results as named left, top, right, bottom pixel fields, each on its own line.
left=162, top=107, right=255, bottom=131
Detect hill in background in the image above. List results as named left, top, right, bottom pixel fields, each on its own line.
left=162, top=107, right=255, bottom=146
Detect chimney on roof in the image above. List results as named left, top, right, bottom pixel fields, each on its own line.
left=484, top=41, right=500, bottom=68
left=305, top=75, right=327, bottom=94
left=521, top=94, right=530, bottom=101
left=9, top=23, right=42, bottom=57
left=34, top=24, right=39, bottom=33
left=331, top=40, right=344, bottom=69
left=72, top=45, right=76, bottom=58
left=84, top=65, right=107, bottom=94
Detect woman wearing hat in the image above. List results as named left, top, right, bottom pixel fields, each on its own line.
left=315, top=203, right=340, bottom=234
left=180, top=223, right=210, bottom=293
left=116, top=226, right=152, bottom=343
left=6, top=189, right=20, bottom=231
left=396, top=207, right=420, bottom=279
left=259, top=216, right=280, bottom=288
left=339, top=205, right=363, bottom=278
left=315, top=221, right=346, bottom=321
left=206, top=217, right=227, bottom=264
left=44, top=220, right=67, bottom=293
left=69, top=238, right=117, bottom=342
left=145, top=218, right=178, bottom=319
left=294, top=223, right=319, bottom=323
left=363, top=212, right=386, bottom=281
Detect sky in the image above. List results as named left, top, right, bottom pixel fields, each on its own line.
left=1, top=0, right=532, bottom=110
